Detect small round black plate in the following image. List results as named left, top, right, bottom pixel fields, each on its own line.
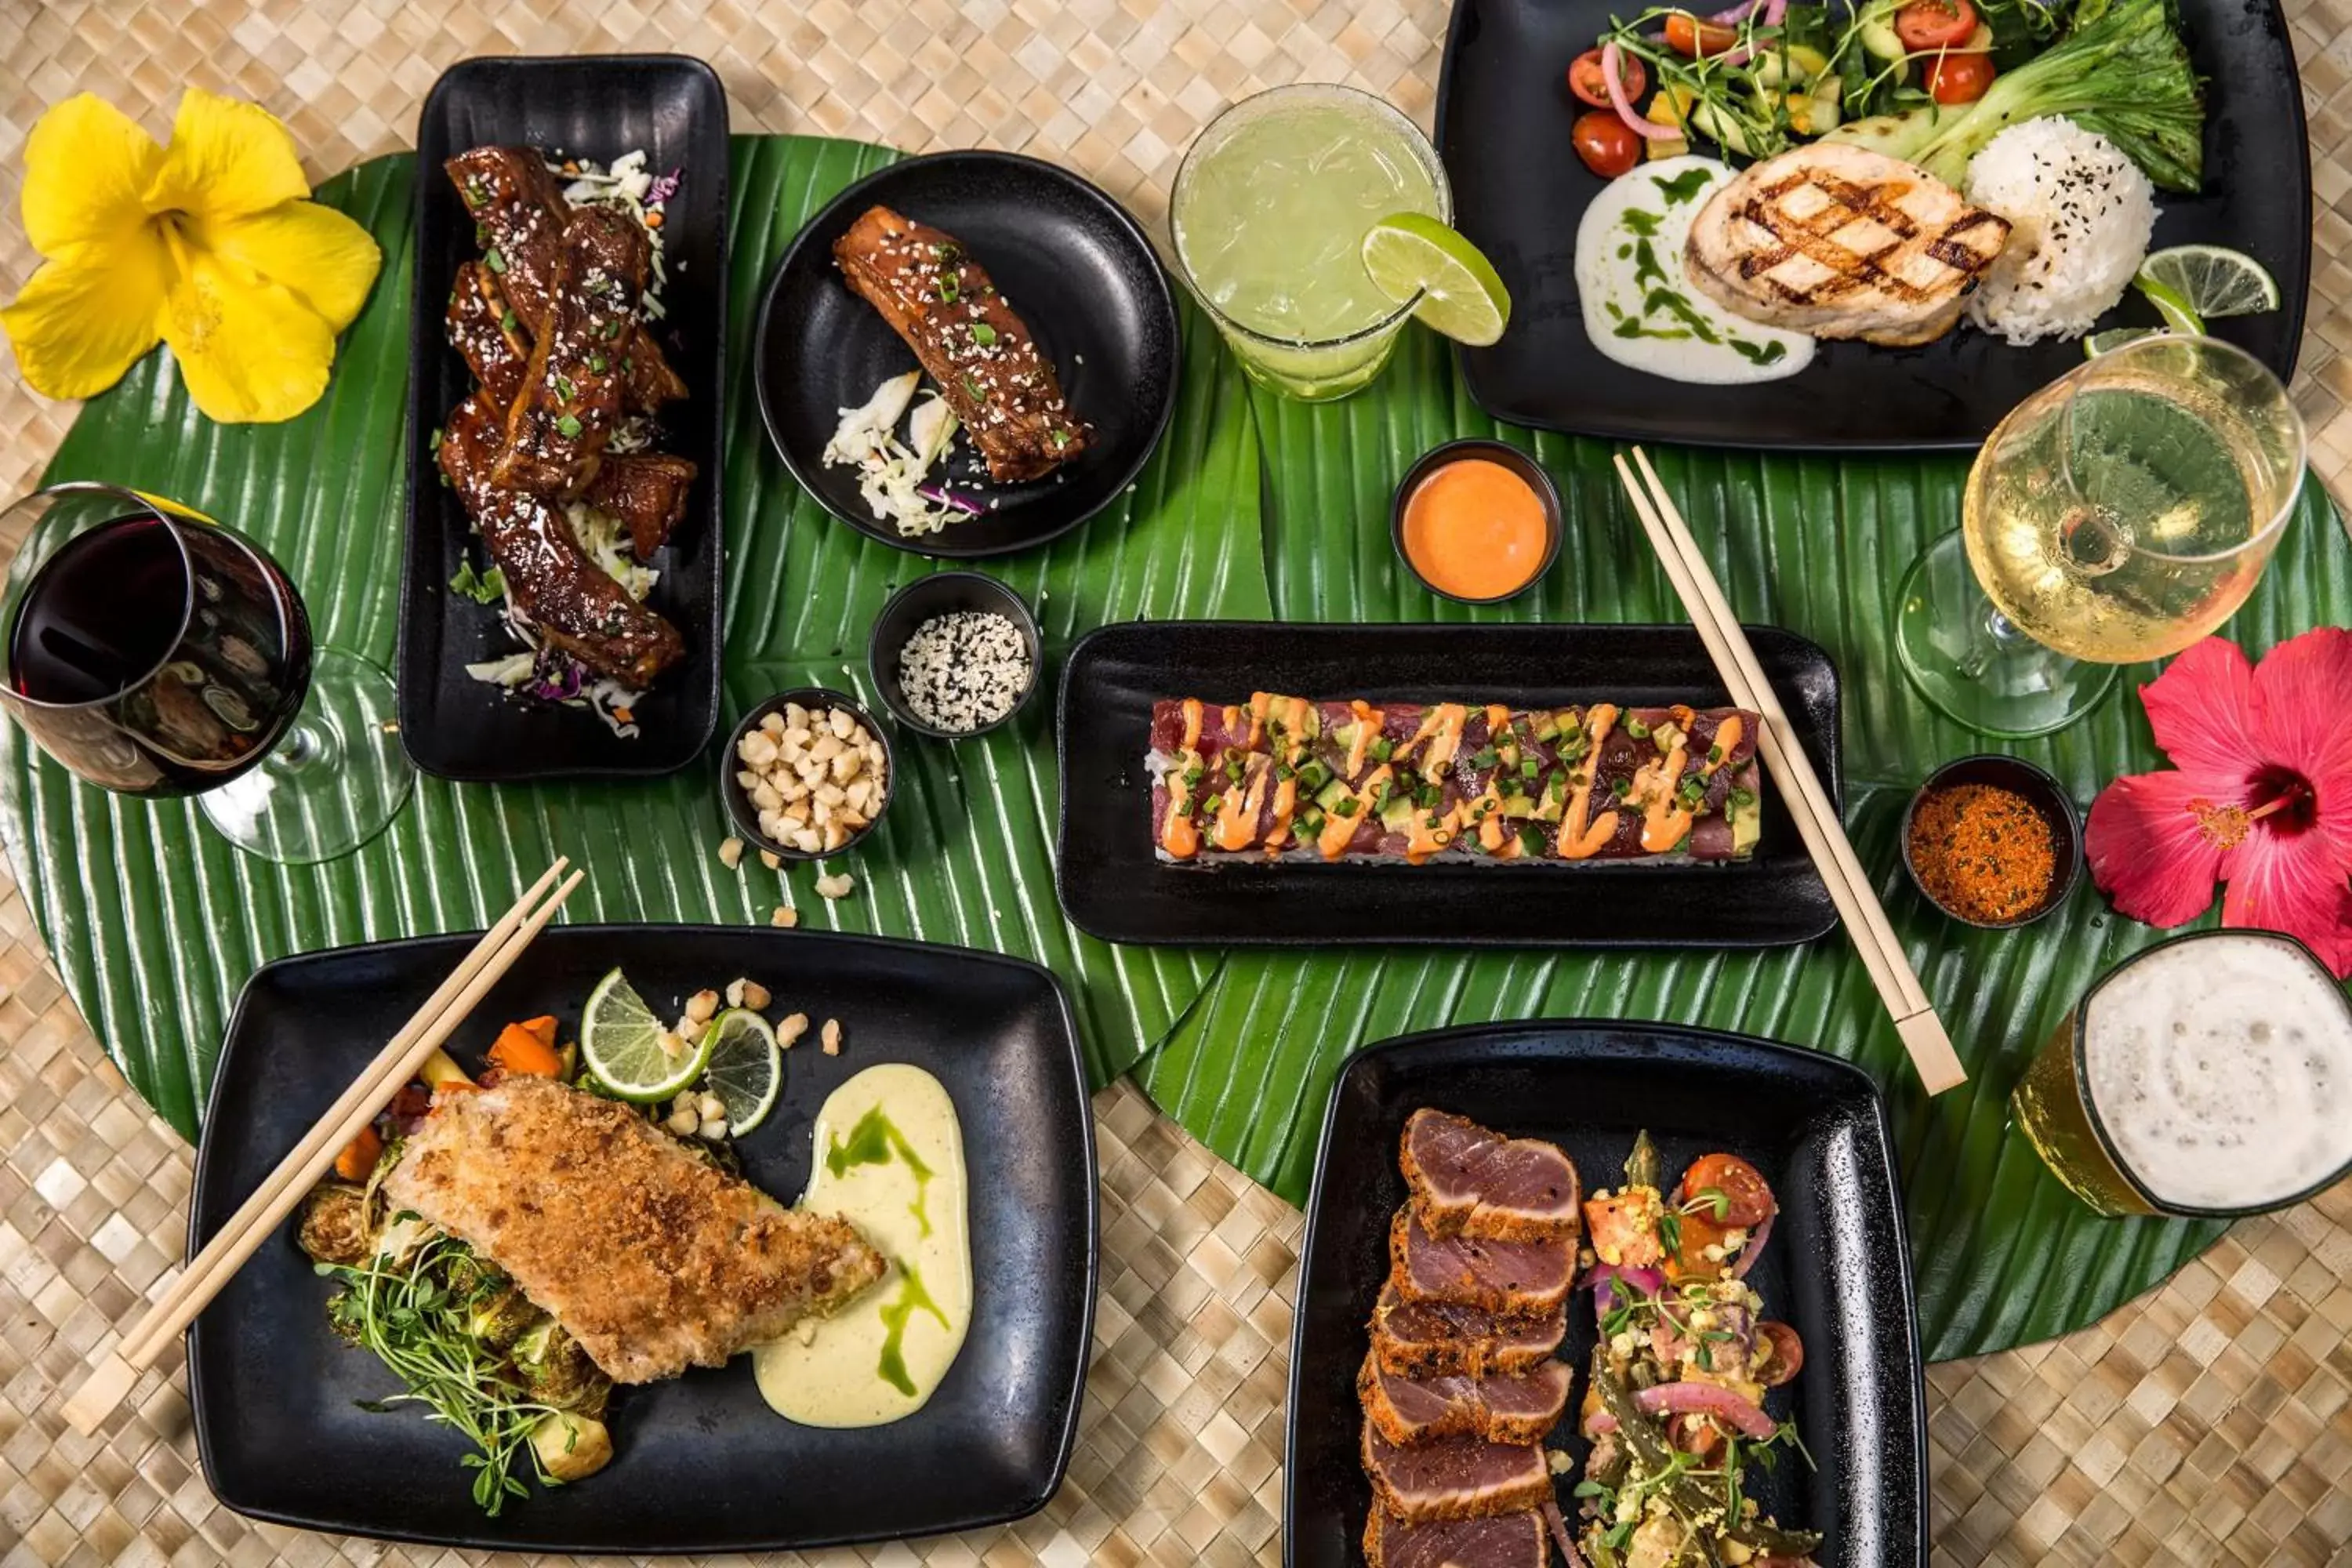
left=754, top=151, right=1180, bottom=558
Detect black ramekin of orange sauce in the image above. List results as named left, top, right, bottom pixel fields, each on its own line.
left=1390, top=439, right=1563, bottom=605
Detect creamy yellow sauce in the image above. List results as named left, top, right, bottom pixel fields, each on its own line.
left=753, top=1064, right=971, bottom=1427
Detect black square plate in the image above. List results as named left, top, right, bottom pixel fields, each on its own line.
left=399, top=56, right=728, bottom=779
left=753, top=151, right=1181, bottom=558
left=1054, top=621, right=1841, bottom=946
left=1435, top=0, right=2311, bottom=448
left=188, top=925, right=1095, bottom=1553
left=1286, top=1022, right=1926, bottom=1568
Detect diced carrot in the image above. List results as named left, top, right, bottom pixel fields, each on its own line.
left=612, top=706, right=633, bottom=724
left=520, top=1015, right=559, bottom=1049
left=489, top=1022, right=565, bottom=1077
left=643, top=210, right=662, bottom=229
left=335, top=1123, right=383, bottom=1181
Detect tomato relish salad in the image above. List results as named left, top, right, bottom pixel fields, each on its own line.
left=1574, top=1134, right=1820, bottom=1568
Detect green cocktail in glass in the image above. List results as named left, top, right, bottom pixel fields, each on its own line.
left=1171, top=85, right=1451, bottom=402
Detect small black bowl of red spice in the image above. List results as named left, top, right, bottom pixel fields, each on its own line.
left=1901, top=755, right=2083, bottom=929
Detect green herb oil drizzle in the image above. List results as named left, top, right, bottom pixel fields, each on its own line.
left=875, top=1262, right=952, bottom=1396
left=826, top=1105, right=937, bottom=1238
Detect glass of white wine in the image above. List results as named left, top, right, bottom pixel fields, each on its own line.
left=1894, top=336, right=2307, bottom=737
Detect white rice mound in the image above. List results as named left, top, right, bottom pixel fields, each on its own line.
left=1963, top=118, right=2158, bottom=346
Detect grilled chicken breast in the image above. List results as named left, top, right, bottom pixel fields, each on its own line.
left=1684, top=143, right=2009, bottom=346
left=381, top=1075, right=885, bottom=1384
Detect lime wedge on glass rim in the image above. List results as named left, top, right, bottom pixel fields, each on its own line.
left=2133, top=276, right=2206, bottom=337
left=698, top=1008, right=783, bottom=1134
left=2137, top=245, right=2280, bottom=321
left=1361, top=212, right=1512, bottom=347
left=2083, top=326, right=2166, bottom=359
left=579, top=967, right=710, bottom=1103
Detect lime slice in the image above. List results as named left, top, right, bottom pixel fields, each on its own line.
left=2133, top=276, right=2205, bottom=337
left=2084, top=326, right=2165, bottom=359
left=1360, top=213, right=1512, bottom=347
left=579, top=967, right=710, bottom=1102
left=699, top=1008, right=782, bottom=1134
left=2136, top=245, right=2279, bottom=321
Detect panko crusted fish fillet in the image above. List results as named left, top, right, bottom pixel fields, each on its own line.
left=382, top=1076, right=884, bottom=1384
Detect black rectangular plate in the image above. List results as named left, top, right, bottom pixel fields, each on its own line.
left=1054, top=621, right=1840, bottom=947
left=188, top=925, right=1095, bottom=1554
left=398, top=55, right=728, bottom=779
left=1285, top=1022, right=1926, bottom=1568
left=1435, top=0, right=2312, bottom=449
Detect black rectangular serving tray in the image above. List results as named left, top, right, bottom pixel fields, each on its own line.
left=1286, top=1022, right=1926, bottom=1568
left=188, top=925, right=1095, bottom=1554
left=1054, top=621, right=1841, bottom=947
left=1434, top=0, right=2312, bottom=449
left=398, top=56, right=728, bottom=779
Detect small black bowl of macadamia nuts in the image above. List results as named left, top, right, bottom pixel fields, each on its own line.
left=720, top=688, right=895, bottom=862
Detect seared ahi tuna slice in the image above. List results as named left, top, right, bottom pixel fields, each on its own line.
left=1359, top=1351, right=1573, bottom=1447
left=1401, top=1109, right=1581, bottom=1242
left=1361, top=1419, right=1552, bottom=1523
left=1363, top=1507, right=1549, bottom=1568
left=1390, top=1207, right=1573, bottom=1316
left=1370, top=1282, right=1567, bottom=1379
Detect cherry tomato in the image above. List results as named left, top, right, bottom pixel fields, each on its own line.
left=1572, top=110, right=1644, bottom=178
left=1679, top=1152, right=1776, bottom=1227
left=1664, top=10, right=1741, bottom=56
left=1569, top=46, right=1649, bottom=107
left=1755, top=1320, right=1806, bottom=1386
left=1923, top=50, right=1995, bottom=102
left=1895, top=0, right=1977, bottom=50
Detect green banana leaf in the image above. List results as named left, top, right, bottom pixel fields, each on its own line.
left=0, top=137, right=1270, bottom=1138
left=1138, top=325, right=2350, bottom=1359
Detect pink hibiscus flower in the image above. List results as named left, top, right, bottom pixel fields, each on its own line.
left=2086, top=628, right=2352, bottom=977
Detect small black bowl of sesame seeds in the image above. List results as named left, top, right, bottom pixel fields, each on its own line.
left=868, top=572, right=1044, bottom=739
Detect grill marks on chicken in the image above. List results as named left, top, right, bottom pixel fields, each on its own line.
left=832, top=205, right=1089, bottom=483
left=1685, top=143, right=2010, bottom=346
left=441, top=396, right=684, bottom=687
left=438, top=146, right=697, bottom=691
left=1357, top=1112, right=1585, bottom=1556
left=380, top=1076, right=885, bottom=1385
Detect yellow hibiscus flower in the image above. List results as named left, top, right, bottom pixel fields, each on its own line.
left=0, top=89, right=382, bottom=424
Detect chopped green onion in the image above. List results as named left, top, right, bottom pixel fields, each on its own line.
left=970, top=322, right=998, bottom=347
left=483, top=246, right=506, bottom=274
left=554, top=413, right=583, bottom=439
left=1626, top=716, right=1650, bottom=739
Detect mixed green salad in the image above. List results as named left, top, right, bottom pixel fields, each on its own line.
left=1563, top=0, right=2205, bottom=191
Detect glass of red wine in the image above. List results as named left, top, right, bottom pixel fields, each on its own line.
left=0, top=482, right=413, bottom=863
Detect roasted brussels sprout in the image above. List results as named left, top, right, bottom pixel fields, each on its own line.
left=465, top=1287, right=544, bottom=1351
left=514, top=1319, right=612, bottom=1417
left=296, top=1180, right=372, bottom=1266
left=528, top=1411, right=612, bottom=1483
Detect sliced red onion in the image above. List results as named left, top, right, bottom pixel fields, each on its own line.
left=1581, top=1261, right=1666, bottom=1312
left=1602, top=42, right=1682, bottom=140
left=1730, top=1205, right=1776, bottom=1279
left=1584, top=1407, right=1620, bottom=1436
left=1542, top=1501, right=1592, bottom=1568
left=917, top=484, right=986, bottom=517
left=1634, top=1379, right=1778, bottom=1439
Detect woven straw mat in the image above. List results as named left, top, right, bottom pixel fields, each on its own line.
left=0, top=2, right=2350, bottom=1564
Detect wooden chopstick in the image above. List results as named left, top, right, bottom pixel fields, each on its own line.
left=108, top=858, right=570, bottom=1373
left=1616, top=449, right=1965, bottom=1095
left=60, top=862, right=585, bottom=1435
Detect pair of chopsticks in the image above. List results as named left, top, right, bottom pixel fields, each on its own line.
left=60, top=860, right=586, bottom=1436
left=1614, top=449, right=1966, bottom=1096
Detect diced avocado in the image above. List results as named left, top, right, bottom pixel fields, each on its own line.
left=1297, top=758, right=1334, bottom=793
left=1316, top=779, right=1352, bottom=812
left=1331, top=720, right=1358, bottom=754
left=1379, top=798, right=1417, bottom=833
left=1730, top=788, right=1762, bottom=857
left=1497, top=790, right=1537, bottom=820
left=1532, top=713, right=1563, bottom=743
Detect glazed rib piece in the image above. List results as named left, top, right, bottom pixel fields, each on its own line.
left=440, top=394, right=685, bottom=686
left=832, top=205, right=1088, bottom=482
left=491, top=206, right=648, bottom=497
left=445, top=146, right=688, bottom=413
left=1146, top=694, right=1764, bottom=866
left=582, top=452, right=697, bottom=561
left=1402, top=1109, right=1581, bottom=1242
left=380, top=1076, right=885, bottom=1384
left=447, top=259, right=531, bottom=407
